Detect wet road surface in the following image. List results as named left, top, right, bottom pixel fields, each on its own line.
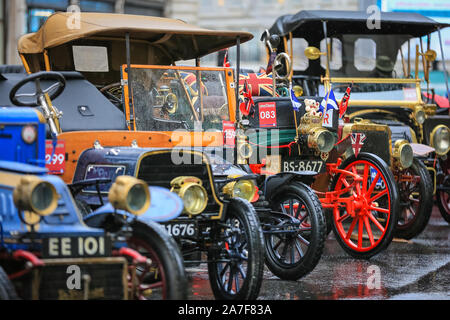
left=186, top=206, right=449, bottom=300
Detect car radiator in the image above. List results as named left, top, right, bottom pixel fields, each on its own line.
left=30, top=257, right=128, bottom=300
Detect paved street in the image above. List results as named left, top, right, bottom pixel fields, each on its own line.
left=186, top=206, right=450, bottom=300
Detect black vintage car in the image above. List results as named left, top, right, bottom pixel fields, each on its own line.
left=263, top=10, right=447, bottom=237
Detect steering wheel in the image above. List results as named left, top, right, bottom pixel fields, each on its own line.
left=9, top=71, right=66, bottom=107
left=99, top=82, right=123, bottom=107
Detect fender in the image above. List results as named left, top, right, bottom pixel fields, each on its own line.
left=410, top=143, right=435, bottom=157
left=83, top=186, right=183, bottom=229
left=264, top=171, right=316, bottom=201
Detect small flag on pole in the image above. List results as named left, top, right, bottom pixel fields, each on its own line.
left=320, top=88, right=338, bottom=128
left=289, top=85, right=302, bottom=111
left=319, top=88, right=338, bottom=113
left=223, top=49, right=230, bottom=68
left=239, top=80, right=254, bottom=116
left=339, top=82, right=353, bottom=118
left=265, top=51, right=277, bottom=74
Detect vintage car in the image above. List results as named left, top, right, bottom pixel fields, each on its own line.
left=118, top=64, right=326, bottom=281
left=208, top=29, right=403, bottom=259
left=0, top=106, right=188, bottom=300
left=18, top=12, right=329, bottom=281
left=12, top=12, right=265, bottom=300
left=262, top=10, right=444, bottom=238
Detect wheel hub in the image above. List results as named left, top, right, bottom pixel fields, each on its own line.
left=353, top=192, right=370, bottom=216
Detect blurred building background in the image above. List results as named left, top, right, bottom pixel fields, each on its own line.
left=1, top=0, right=450, bottom=78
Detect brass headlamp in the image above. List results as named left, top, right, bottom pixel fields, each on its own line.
left=108, top=176, right=150, bottom=216
left=170, top=176, right=208, bottom=216
left=222, top=175, right=257, bottom=202
left=413, top=105, right=426, bottom=125
left=392, top=139, right=413, bottom=169
left=298, top=113, right=336, bottom=153
left=13, top=175, right=58, bottom=216
left=430, top=125, right=450, bottom=156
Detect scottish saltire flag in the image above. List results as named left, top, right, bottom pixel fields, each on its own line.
left=289, top=85, right=302, bottom=112
left=320, top=88, right=338, bottom=129
left=319, top=88, right=338, bottom=113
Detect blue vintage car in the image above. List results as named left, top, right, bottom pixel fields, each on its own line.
left=0, top=106, right=187, bottom=300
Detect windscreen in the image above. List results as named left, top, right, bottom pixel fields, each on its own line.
left=328, top=34, right=413, bottom=79
left=332, top=80, right=419, bottom=103
left=126, top=66, right=230, bottom=131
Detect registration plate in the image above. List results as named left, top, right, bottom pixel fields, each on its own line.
left=162, top=221, right=198, bottom=238
left=370, top=168, right=385, bottom=190
left=45, top=140, right=65, bottom=174
left=42, top=236, right=112, bottom=259
left=282, top=159, right=325, bottom=173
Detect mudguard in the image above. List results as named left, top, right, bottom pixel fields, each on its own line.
left=264, top=171, right=316, bottom=201
left=410, top=143, right=435, bottom=157
left=84, top=186, right=183, bottom=228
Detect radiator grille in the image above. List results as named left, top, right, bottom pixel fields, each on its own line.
left=34, top=258, right=127, bottom=300
left=137, top=151, right=220, bottom=213
left=352, top=129, right=391, bottom=166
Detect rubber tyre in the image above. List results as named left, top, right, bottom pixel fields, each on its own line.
left=394, top=158, right=433, bottom=239
left=0, top=266, right=18, bottom=300
left=208, top=198, right=264, bottom=300
left=127, top=220, right=188, bottom=300
left=437, top=178, right=450, bottom=224
left=265, top=182, right=326, bottom=280
left=330, top=153, right=400, bottom=259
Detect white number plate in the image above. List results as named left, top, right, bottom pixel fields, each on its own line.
left=282, top=160, right=325, bottom=173
left=163, top=222, right=197, bottom=238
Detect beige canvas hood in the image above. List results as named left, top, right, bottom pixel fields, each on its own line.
left=18, top=12, right=253, bottom=60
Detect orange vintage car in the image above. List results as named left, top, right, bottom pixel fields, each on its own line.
left=17, top=12, right=252, bottom=184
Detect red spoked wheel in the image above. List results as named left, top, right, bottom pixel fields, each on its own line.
left=126, top=221, right=188, bottom=300
left=329, top=153, right=400, bottom=259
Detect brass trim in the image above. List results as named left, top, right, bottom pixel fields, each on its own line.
left=409, top=127, right=418, bottom=143
left=325, top=77, right=420, bottom=84
left=348, top=109, right=398, bottom=120
left=346, top=100, right=419, bottom=107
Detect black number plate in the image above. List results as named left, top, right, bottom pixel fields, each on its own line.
left=281, top=159, right=325, bottom=173
left=42, top=236, right=111, bottom=258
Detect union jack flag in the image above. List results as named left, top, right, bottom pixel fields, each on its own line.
left=239, top=72, right=277, bottom=97
left=351, top=133, right=366, bottom=158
